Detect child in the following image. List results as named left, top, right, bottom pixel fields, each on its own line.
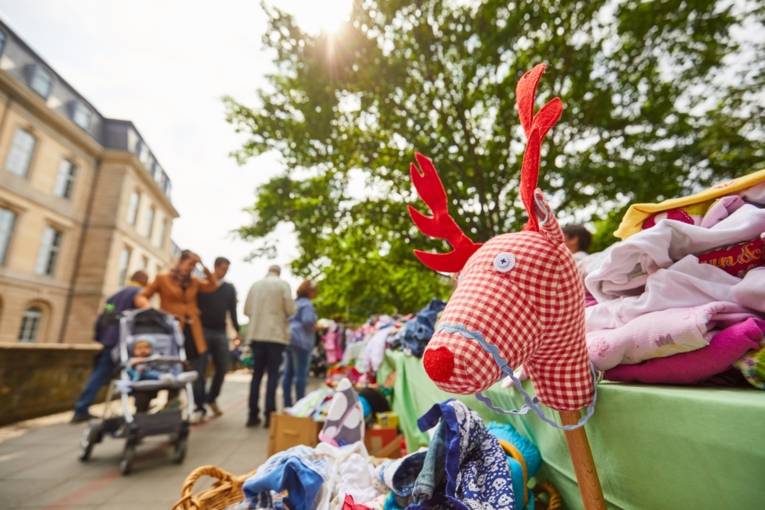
left=129, top=338, right=172, bottom=413
left=127, top=338, right=163, bottom=382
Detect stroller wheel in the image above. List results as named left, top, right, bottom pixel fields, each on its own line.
left=120, top=444, right=136, bottom=475
left=171, top=437, right=187, bottom=464
left=78, top=428, right=95, bottom=462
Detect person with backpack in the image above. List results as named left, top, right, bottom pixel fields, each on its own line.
left=71, top=270, right=149, bottom=423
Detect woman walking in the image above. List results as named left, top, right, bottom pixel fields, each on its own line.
left=135, top=250, right=217, bottom=423
left=282, top=279, right=318, bottom=408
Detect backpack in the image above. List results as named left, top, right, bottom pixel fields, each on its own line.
left=94, top=303, right=120, bottom=343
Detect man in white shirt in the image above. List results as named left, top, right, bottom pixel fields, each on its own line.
left=243, top=265, right=296, bottom=427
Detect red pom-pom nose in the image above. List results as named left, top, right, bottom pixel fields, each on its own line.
left=423, top=346, right=455, bottom=383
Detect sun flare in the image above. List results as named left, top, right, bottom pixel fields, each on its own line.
left=287, top=0, right=353, bottom=34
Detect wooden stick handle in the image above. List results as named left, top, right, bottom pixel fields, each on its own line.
left=559, top=410, right=606, bottom=510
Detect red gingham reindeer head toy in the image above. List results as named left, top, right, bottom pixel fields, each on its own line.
left=409, top=64, right=596, bottom=428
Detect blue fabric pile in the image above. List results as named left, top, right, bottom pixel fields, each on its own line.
left=238, top=399, right=542, bottom=510
left=378, top=400, right=517, bottom=510
left=242, top=446, right=326, bottom=510
left=399, top=299, right=446, bottom=358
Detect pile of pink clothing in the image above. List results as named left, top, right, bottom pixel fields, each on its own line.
left=583, top=180, right=765, bottom=387
left=329, top=316, right=408, bottom=385
left=322, top=322, right=346, bottom=365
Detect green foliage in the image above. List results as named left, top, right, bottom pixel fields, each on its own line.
left=589, top=208, right=627, bottom=254
left=311, top=226, right=452, bottom=321
left=226, top=0, right=765, bottom=321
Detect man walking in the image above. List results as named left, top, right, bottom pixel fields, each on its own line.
left=71, top=270, right=148, bottom=423
left=244, top=265, right=295, bottom=427
left=197, top=256, right=240, bottom=417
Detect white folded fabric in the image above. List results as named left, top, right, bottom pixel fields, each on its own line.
left=586, top=256, right=765, bottom=332
left=586, top=204, right=765, bottom=301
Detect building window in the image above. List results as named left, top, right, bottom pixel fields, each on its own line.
left=53, top=159, right=77, bottom=199
left=141, top=255, right=149, bottom=270
left=35, top=226, right=62, bottom=276
left=127, top=191, right=140, bottom=225
left=127, top=128, right=140, bottom=153
left=29, top=65, right=53, bottom=99
left=138, top=142, right=151, bottom=168
left=155, top=215, right=166, bottom=247
left=5, top=128, right=36, bottom=177
left=118, top=246, right=132, bottom=285
left=144, top=205, right=155, bottom=239
left=0, top=207, right=16, bottom=265
left=0, top=31, right=6, bottom=56
left=153, top=163, right=163, bottom=184
left=18, top=306, right=43, bottom=342
left=71, top=101, right=92, bottom=130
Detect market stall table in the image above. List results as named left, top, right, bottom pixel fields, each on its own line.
left=379, top=350, right=764, bottom=510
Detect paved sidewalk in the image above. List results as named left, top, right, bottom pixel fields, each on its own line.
left=0, top=373, right=272, bottom=509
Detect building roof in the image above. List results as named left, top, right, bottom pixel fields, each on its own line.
left=0, top=18, right=173, bottom=200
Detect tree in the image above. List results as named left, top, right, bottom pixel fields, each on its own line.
left=225, top=0, right=765, bottom=322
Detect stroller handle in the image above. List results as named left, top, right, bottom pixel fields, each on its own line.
left=127, top=355, right=185, bottom=366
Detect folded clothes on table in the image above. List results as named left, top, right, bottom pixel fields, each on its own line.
left=587, top=301, right=755, bottom=370
left=586, top=257, right=765, bottom=332
left=605, top=317, right=765, bottom=384
left=587, top=204, right=765, bottom=301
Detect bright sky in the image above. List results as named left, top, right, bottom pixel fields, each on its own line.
left=0, top=0, right=353, bottom=309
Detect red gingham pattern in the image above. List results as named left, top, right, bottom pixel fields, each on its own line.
left=425, top=199, right=594, bottom=410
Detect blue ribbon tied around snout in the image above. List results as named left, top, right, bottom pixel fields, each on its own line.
left=435, top=322, right=598, bottom=431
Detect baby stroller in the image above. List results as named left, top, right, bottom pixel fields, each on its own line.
left=78, top=308, right=198, bottom=475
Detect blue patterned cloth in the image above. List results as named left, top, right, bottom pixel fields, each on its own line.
left=379, top=450, right=428, bottom=498
left=486, top=422, right=541, bottom=509
left=408, top=400, right=515, bottom=510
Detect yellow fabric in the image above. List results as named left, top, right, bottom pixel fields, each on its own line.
left=614, top=168, right=765, bottom=239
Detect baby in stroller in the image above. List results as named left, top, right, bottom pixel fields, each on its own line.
left=128, top=338, right=162, bottom=380
left=127, top=337, right=178, bottom=413
left=78, top=309, right=198, bottom=474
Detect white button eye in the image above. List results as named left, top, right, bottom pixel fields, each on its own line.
left=493, top=252, right=516, bottom=273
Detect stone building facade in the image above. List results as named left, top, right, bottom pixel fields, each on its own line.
left=0, top=20, right=178, bottom=343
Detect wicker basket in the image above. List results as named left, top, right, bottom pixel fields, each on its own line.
left=172, top=465, right=253, bottom=510
left=535, top=481, right=563, bottom=510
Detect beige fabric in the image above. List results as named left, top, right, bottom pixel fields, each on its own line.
left=243, top=274, right=296, bottom=344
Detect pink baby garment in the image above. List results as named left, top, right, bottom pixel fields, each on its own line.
left=605, top=317, right=765, bottom=384
left=587, top=301, right=755, bottom=370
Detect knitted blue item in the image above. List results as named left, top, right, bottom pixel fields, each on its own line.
left=359, top=396, right=372, bottom=419
left=486, top=422, right=542, bottom=475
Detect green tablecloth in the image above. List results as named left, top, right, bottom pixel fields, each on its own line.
left=378, top=350, right=765, bottom=510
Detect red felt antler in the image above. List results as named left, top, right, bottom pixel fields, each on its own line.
left=516, top=64, right=563, bottom=232
left=408, top=152, right=482, bottom=273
